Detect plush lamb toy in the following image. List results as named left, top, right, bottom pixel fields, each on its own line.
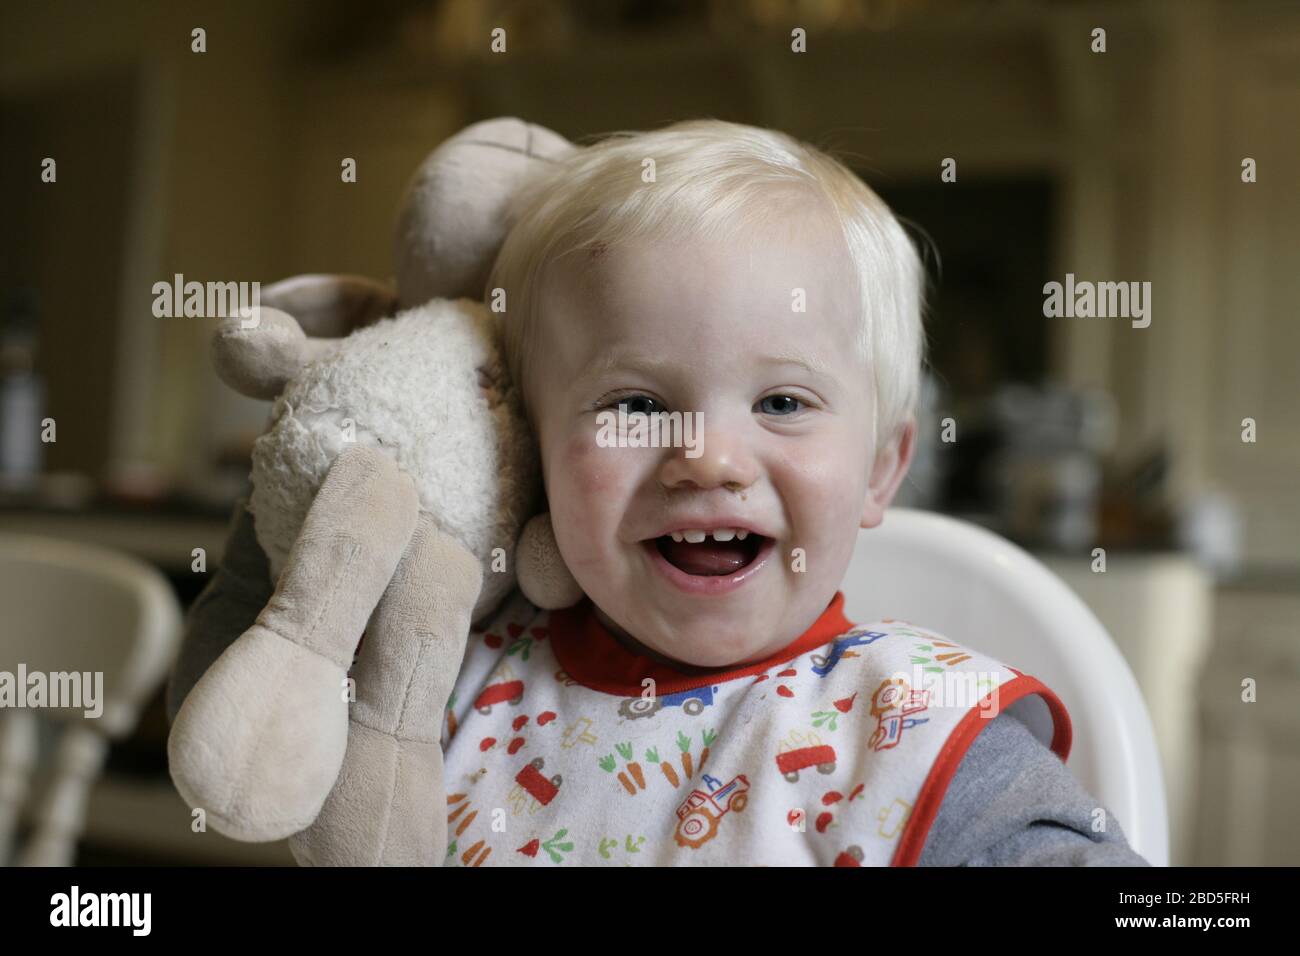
left=167, top=118, right=582, bottom=866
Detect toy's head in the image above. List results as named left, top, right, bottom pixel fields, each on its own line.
left=241, top=299, right=535, bottom=621
left=223, top=117, right=577, bottom=351
left=211, top=118, right=583, bottom=617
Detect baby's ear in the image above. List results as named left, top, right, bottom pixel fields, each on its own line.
left=860, top=419, right=917, bottom=529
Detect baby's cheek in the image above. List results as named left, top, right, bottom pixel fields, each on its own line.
left=776, top=441, right=845, bottom=503
left=544, top=430, right=622, bottom=565
left=776, top=438, right=868, bottom=541
left=566, top=429, right=617, bottom=495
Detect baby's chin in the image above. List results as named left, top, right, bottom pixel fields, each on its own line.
left=584, top=551, right=835, bottom=667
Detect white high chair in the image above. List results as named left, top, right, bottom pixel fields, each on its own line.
left=0, top=533, right=182, bottom=865
left=841, top=508, right=1169, bottom=866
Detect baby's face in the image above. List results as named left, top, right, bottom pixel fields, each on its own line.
left=529, top=209, right=906, bottom=667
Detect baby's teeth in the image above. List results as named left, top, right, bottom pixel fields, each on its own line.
left=736, top=530, right=749, bottom=540
left=711, top=528, right=736, bottom=542
left=683, top=529, right=707, bottom=544
left=670, top=531, right=684, bottom=543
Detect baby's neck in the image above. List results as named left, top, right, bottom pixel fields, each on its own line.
left=593, top=606, right=735, bottom=677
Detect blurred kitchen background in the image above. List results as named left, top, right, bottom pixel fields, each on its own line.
left=1, top=0, right=1297, bottom=866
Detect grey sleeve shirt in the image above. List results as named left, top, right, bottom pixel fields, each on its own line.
left=920, top=707, right=1151, bottom=866
left=168, top=500, right=1152, bottom=867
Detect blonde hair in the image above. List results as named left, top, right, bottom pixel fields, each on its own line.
left=485, top=118, right=926, bottom=446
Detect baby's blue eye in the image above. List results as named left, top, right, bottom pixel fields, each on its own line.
left=618, top=395, right=661, bottom=416
left=758, top=395, right=802, bottom=416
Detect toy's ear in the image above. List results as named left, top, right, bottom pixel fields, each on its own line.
left=211, top=306, right=343, bottom=400
left=259, top=274, right=400, bottom=337
left=515, top=513, right=583, bottom=610
left=394, top=117, right=577, bottom=307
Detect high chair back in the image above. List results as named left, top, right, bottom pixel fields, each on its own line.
left=0, top=533, right=181, bottom=865
left=841, top=508, right=1169, bottom=866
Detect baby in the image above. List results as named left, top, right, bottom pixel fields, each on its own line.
left=456, top=119, right=1146, bottom=866
left=175, top=120, right=1148, bottom=866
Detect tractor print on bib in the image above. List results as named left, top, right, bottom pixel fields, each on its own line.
left=674, top=773, right=750, bottom=849
left=619, top=684, right=721, bottom=720
left=811, top=628, right=891, bottom=678
left=867, top=678, right=930, bottom=751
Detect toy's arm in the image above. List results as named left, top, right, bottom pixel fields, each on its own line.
left=165, top=498, right=272, bottom=725
left=280, top=511, right=578, bottom=866
left=287, top=513, right=480, bottom=866
left=168, top=447, right=421, bottom=842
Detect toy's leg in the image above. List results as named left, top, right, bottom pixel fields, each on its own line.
left=168, top=446, right=419, bottom=842
left=288, top=513, right=480, bottom=866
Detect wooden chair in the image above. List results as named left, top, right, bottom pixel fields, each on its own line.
left=0, top=532, right=181, bottom=865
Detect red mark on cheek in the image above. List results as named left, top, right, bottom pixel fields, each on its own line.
left=565, top=439, right=621, bottom=499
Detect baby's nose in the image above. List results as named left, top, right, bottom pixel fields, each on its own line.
left=657, top=430, right=758, bottom=492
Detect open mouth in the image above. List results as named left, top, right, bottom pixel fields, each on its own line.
left=650, top=529, right=769, bottom=577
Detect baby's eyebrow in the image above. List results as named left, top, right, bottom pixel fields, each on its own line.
left=579, top=348, right=677, bottom=381
left=758, top=353, right=833, bottom=377
left=578, top=347, right=832, bottom=383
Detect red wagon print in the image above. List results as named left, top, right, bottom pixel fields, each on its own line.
left=515, top=757, right=562, bottom=806
left=775, top=744, right=837, bottom=783
left=834, top=845, right=865, bottom=867
left=475, top=679, right=524, bottom=714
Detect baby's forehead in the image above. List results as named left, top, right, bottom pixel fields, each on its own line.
left=530, top=247, right=868, bottom=409
left=542, top=219, right=860, bottom=339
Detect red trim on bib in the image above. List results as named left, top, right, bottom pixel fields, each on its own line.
left=890, top=675, right=1073, bottom=867
left=548, top=592, right=853, bottom=697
